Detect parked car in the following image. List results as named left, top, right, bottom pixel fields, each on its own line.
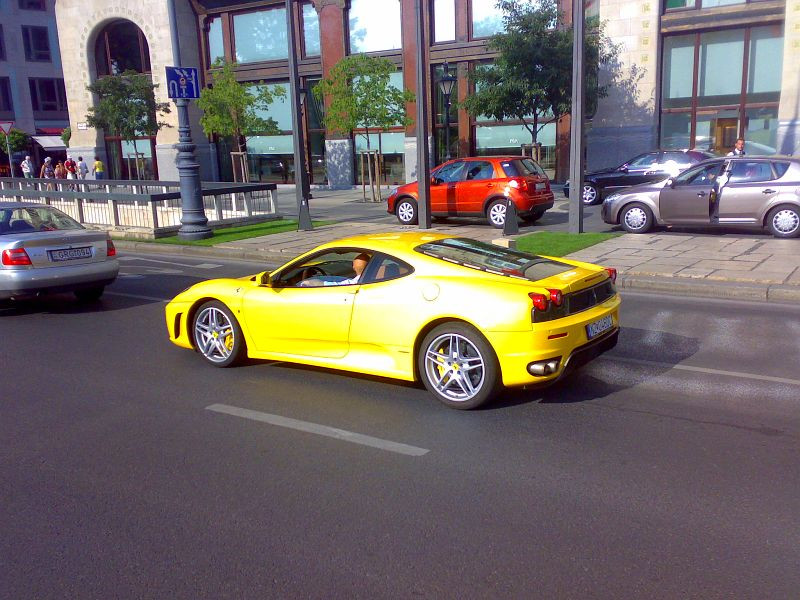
left=387, top=156, right=555, bottom=228
left=601, top=156, right=800, bottom=238
left=0, top=203, right=119, bottom=301
left=165, top=232, right=620, bottom=409
left=564, top=149, right=716, bottom=205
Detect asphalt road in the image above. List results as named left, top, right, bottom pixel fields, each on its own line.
left=2, top=252, right=800, bottom=599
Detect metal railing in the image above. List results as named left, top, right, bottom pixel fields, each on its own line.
left=0, top=178, right=278, bottom=236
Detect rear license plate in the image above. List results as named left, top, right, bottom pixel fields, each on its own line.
left=49, top=247, right=92, bottom=262
left=586, top=314, right=613, bottom=339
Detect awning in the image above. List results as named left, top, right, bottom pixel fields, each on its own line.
left=36, top=127, right=64, bottom=135
left=32, top=135, right=66, bottom=151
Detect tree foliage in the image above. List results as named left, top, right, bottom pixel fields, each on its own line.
left=461, top=0, right=611, bottom=145
left=313, top=54, right=415, bottom=147
left=85, top=71, right=171, bottom=142
left=0, top=129, right=31, bottom=153
left=196, top=60, right=285, bottom=154
left=61, top=126, right=71, bottom=148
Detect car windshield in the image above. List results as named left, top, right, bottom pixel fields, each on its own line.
left=500, top=158, right=546, bottom=178
left=415, top=237, right=572, bottom=281
left=0, top=206, right=84, bottom=235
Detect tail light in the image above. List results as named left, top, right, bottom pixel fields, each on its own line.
left=548, top=288, right=563, bottom=306
left=2, top=248, right=32, bottom=266
left=106, top=239, right=117, bottom=257
left=507, top=177, right=528, bottom=192
left=604, top=267, right=617, bottom=284
left=529, top=292, right=549, bottom=312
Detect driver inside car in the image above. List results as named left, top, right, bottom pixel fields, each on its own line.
left=297, top=253, right=371, bottom=287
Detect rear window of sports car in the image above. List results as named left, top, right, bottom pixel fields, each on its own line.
left=415, top=238, right=573, bottom=281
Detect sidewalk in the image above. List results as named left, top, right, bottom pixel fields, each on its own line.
left=116, top=186, right=800, bottom=304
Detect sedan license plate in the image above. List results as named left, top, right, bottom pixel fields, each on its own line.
left=586, top=314, right=613, bottom=339
left=49, top=247, right=92, bottom=262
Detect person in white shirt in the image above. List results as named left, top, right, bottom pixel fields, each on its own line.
left=77, top=156, right=89, bottom=179
left=727, top=138, right=746, bottom=156
left=20, top=156, right=34, bottom=178
left=298, top=253, right=371, bottom=287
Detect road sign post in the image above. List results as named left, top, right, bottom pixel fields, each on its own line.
left=0, top=121, right=14, bottom=177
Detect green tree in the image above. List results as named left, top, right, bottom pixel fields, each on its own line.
left=196, top=60, right=285, bottom=182
left=461, top=0, right=610, bottom=149
left=85, top=70, right=171, bottom=179
left=61, top=126, right=71, bottom=148
left=0, top=128, right=31, bottom=154
left=314, top=54, right=414, bottom=199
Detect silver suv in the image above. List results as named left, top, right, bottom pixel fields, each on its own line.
left=601, top=156, right=800, bottom=238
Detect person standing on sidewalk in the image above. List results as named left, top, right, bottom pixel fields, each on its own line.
left=64, top=155, right=78, bottom=180
left=92, top=156, right=105, bottom=180
left=20, top=156, right=34, bottom=179
left=77, top=156, right=89, bottom=180
left=727, top=138, right=746, bottom=156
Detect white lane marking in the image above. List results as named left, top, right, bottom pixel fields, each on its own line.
left=105, top=291, right=169, bottom=302
left=602, top=355, right=800, bottom=387
left=118, top=256, right=222, bottom=269
left=206, top=403, right=430, bottom=457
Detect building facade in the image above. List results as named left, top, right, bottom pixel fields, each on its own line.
left=0, top=0, right=70, bottom=172
left=53, top=0, right=800, bottom=184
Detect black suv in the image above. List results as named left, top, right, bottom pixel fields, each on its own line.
left=564, top=149, right=716, bottom=205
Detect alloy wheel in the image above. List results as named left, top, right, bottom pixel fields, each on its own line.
left=397, top=201, right=416, bottom=224
left=772, top=209, right=800, bottom=235
left=194, top=306, right=236, bottom=363
left=488, top=202, right=506, bottom=226
left=424, top=333, right=486, bottom=402
left=583, top=184, right=597, bottom=204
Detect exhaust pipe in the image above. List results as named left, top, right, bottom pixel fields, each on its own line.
left=527, top=358, right=561, bottom=376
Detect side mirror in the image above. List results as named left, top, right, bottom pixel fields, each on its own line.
left=430, top=177, right=440, bottom=186
left=260, top=271, right=273, bottom=286
left=619, top=165, right=629, bottom=173
left=667, top=178, right=675, bottom=189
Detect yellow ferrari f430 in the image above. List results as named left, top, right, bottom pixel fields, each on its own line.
left=165, top=233, right=620, bottom=409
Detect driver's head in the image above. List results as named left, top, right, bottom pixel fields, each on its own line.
left=352, top=253, right=370, bottom=277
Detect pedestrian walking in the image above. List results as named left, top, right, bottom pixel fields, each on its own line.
left=64, top=155, right=78, bottom=180
left=77, top=156, right=89, bottom=180
left=54, top=160, right=66, bottom=179
left=727, top=137, right=746, bottom=156
left=20, top=156, right=34, bottom=179
left=92, top=156, right=105, bottom=180
left=39, top=157, right=54, bottom=179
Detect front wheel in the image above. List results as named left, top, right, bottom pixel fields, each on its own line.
left=620, top=202, right=654, bottom=234
left=396, top=198, right=418, bottom=225
left=418, top=323, right=501, bottom=409
left=192, top=300, right=247, bottom=367
left=766, top=205, right=800, bottom=238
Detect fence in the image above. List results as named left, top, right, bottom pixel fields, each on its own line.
left=0, top=178, right=278, bottom=238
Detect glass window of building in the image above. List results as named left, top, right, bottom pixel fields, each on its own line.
left=475, top=123, right=556, bottom=178
left=94, top=20, right=151, bottom=76
left=664, top=0, right=692, bottom=8
left=234, top=7, right=288, bottom=63
left=744, top=107, right=778, bottom=155
left=18, top=0, right=45, bottom=9
left=303, top=3, right=321, bottom=57
left=0, top=78, right=13, bottom=114
left=22, top=26, right=51, bottom=62
left=472, top=0, right=504, bottom=38
left=747, top=25, right=783, bottom=103
left=349, top=0, right=401, bottom=53
left=246, top=82, right=297, bottom=183
left=306, top=79, right=326, bottom=184
left=355, top=132, right=405, bottom=184
left=0, top=25, right=6, bottom=61
left=700, top=0, right=745, bottom=7
left=434, top=0, right=456, bottom=42
left=698, top=29, right=744, bottom=107
left=662, top=35, right=694, bottom=109
left=29, top=78, right=67, bottom=113
left=207, top=17, right=225, bottom=65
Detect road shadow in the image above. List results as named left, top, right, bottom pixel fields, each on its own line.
left=0, top=291, right=157, bottom=316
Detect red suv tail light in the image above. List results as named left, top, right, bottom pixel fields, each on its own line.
left=2, top=248, right=32, bottom=266
left=529, top=292, right=549, bottom=312
left=508, top=177, right=528, bottom=192
left=107, top=239, right=117, bottom=257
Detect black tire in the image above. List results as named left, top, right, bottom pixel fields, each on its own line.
left=521, top=209, right=545, bottom=223
left=619, top=202, right=654, bottom=234
left=582, top=184, right=600, bottom=205
left=74, top=286, right=105, bottom=302
left=395, top=197, right=418, bottom=225
left=192, top=300, right=247, bottom=367
left=418, top=322, right=501, bottom=410
left=766, top=205, right=800, bottom=238
left=486, top=198, right=508, bottom=228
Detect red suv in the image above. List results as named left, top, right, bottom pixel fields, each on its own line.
left=387, top=156, right=554, bottom=227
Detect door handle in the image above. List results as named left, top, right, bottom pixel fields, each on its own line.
left=485, top=183, right=494, bottom=187
left=697, top=191, right=707, bottom=197
left=762, top=189, right=776, bottom=194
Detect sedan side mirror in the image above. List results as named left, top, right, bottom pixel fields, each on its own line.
left=667, top=178, right=675, bottom=189
left=619, top=165, right=628, bottom=173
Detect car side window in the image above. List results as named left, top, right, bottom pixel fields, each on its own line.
left=627, top=153, right=659, bottom=168
left=433, top=161, right=466, bottom=183
left=366, top=256, right=413, bottom=283
left=275, top=250, right=372, bottom=287
left=663, top=151, right=689, bottom=164
left=728, top=161, right=774, bottom=184
left=772, top=162, right=790, bottom=178
left=673, top=162, right=723, bottom=186
left=464, top=161, right=496, bottom=181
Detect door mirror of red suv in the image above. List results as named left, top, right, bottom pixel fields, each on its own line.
left=431, top=177, right=441, bottom=185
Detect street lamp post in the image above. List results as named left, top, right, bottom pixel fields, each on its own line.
left=415, top=0, right=432, bottom=229
left=438, top=62, right=457, bottom=162
left=568, top=0, right=586, bottom=234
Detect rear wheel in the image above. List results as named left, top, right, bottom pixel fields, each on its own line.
left=418, top=323, right=501, bottom=410
left=766, top=205, right=800, bottom=238
left=583, top=184, right=600, bottom=205
left=396, top=198, right=418, bottom=225
left=74, top=286, right=105, bottom=302
left=620, top=202, right=654, bottom=234
left=486, top=199, right=508, bottom=228
left=192, top=300, right=246, bottom=367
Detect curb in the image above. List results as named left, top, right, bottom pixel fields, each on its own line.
left=114, top=240, right=287, bottom=266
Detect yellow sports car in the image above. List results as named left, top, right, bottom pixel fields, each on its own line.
left=165, top=233, right=620, bottom=409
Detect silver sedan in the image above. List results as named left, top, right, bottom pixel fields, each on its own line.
left=0, top=202, right=119, bottom=301
left=602, top=156, right=800, bottom=238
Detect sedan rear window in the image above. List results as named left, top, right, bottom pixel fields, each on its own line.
left=0, top=206, right=83, bottom=235
left=500, top=158, right=546, bottom=178
left=416, top=237, right=572, bottom=281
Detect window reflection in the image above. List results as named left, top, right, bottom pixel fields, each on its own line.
left=434, top=0, right=455, bottom=42
left=234, top=8, right=288, bottom=63
left=207, top=17, right=224, bottom=64
left=349, top=0, right=401, bottom=53
left=303, top=3, right=320, bottom=57
left=472, top=0, right=504, bottom=38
